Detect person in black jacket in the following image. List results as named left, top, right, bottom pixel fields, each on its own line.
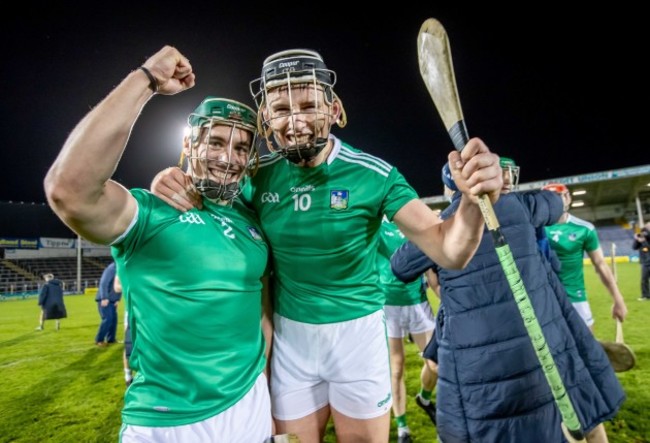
left=36, top=273, right=67, bottom=331
left=633, top=222, right=650, bottom=301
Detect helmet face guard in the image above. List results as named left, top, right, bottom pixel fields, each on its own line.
left=184, top=97, right=258, bottom=202
left=499, top=156, right=520, bottom=192
left=249, top=49, right=346, bottom=163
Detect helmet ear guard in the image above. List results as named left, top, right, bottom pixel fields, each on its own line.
left=332, top=92, right=347, bottom=128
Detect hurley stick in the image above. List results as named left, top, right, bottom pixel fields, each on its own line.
left=417, top=17, right=586, bottom=442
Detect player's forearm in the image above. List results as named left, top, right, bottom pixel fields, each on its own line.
left=595, top=264, right=625, bottom=302
left=439, top=195, right=483, bottom=269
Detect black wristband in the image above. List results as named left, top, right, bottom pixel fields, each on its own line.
left=138, top=66, right=158, bottom=93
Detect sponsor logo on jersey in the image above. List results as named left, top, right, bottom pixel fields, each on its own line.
left=261, top=192, right=280, bottom=203
left=290, top=185, right=315, bottom=193
left=248, top=226, right=263, bottom=241
left=330, top=190, right=349, bottom=210
left=569, top=233, right=577, bottom=241
left=210, top=214, right=233, bottom=225
left=179, top=213, right=206, bottom=225
left=377, top=392, right=392, bottom=409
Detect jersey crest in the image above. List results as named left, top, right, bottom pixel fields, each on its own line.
left=247, top=226, right=264, bottom=241
left=330, top=190, right=349, bottom=210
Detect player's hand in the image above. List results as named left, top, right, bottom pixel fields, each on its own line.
left=448, top=137, right=502, bottom=204
left=142, top=46, right=195, bottom=95
left=150, top=166, right=202, bottom=211
left=612, top=300, right=628, bottom=322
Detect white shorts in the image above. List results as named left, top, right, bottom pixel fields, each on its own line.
left=270, top=310, right=393, bottom=420
left=120, top=372, right=272, bottom=443
left=572, top=301, right=595, bottom=327
left=384, top=301, right=436, bottom=339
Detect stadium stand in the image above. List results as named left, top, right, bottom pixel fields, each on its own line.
left=597, top=225, right=636, bottom=259
left=0, top=256, right=112, bottom=297
left=2, top=165, right=648, bottom=298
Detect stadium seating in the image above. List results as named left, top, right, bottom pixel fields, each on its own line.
left=0, top=226, right=637, bottom=297
left=0, top=256, right=113, bottom=297
left=596, top=225, right=635, bottom=258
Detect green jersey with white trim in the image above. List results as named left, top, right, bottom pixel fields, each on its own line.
left=545, top=214, right=599, bottom=303
left=241, top=135, right=418, bottom=324
left=112, top=189, right=269, bottom=427
left=378, top=218, right=426, bottom=306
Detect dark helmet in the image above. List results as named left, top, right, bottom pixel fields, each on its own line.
left=250, top=49, right=336, bottom=107
left=249, top=49, right=347, bottom=163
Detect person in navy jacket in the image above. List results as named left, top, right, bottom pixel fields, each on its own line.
left=390, top=164, right=624, bottom=442
left=94, top=262, right=122, bottom=346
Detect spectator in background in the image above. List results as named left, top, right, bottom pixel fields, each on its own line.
left=36, top=273, right=67, bottom=331
left=542, top=183, right=627, bottom=330
left=123, top=308, right=134, bottom=386
left=633, top=222, right=650, bottom=301
left=378, top=216, right=437, bottom=443
left=94, top=261, right=121, bottom=346
left=114, top=272, right=134, bottom=386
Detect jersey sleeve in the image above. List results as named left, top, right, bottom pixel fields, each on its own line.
left=110, top=188, right=156, bottom=259
left=585, top=227, right=600, bottom=252
left=382, top=168, right=419, bottom=220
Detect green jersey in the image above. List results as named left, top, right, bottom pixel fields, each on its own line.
left=545, top=214, right=599, bottom=303
left=378, top=218, right=426, bottom=306
left=241, top=136, right=418, bottom=324
left=112, top=189, right=269, bottom=427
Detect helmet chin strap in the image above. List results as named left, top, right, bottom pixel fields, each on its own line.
left=279, top=137, right=328, bottom=163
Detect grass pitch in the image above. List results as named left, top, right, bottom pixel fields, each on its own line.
left=1, top=262, right=648, bottom=442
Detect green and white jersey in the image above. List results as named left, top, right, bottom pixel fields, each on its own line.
left=545, top=214, right=599, bottom=303
left=378, top=218, right=426, bottom=306
left=241, top=135, right=418, bottom=324
left=112, top=189, right=269, bottom=427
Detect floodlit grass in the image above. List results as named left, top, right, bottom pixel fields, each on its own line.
left=1, top=262, right=649, bottom=442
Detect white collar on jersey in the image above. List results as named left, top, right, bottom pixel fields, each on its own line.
left=326, top=134, right=341, bottom=165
